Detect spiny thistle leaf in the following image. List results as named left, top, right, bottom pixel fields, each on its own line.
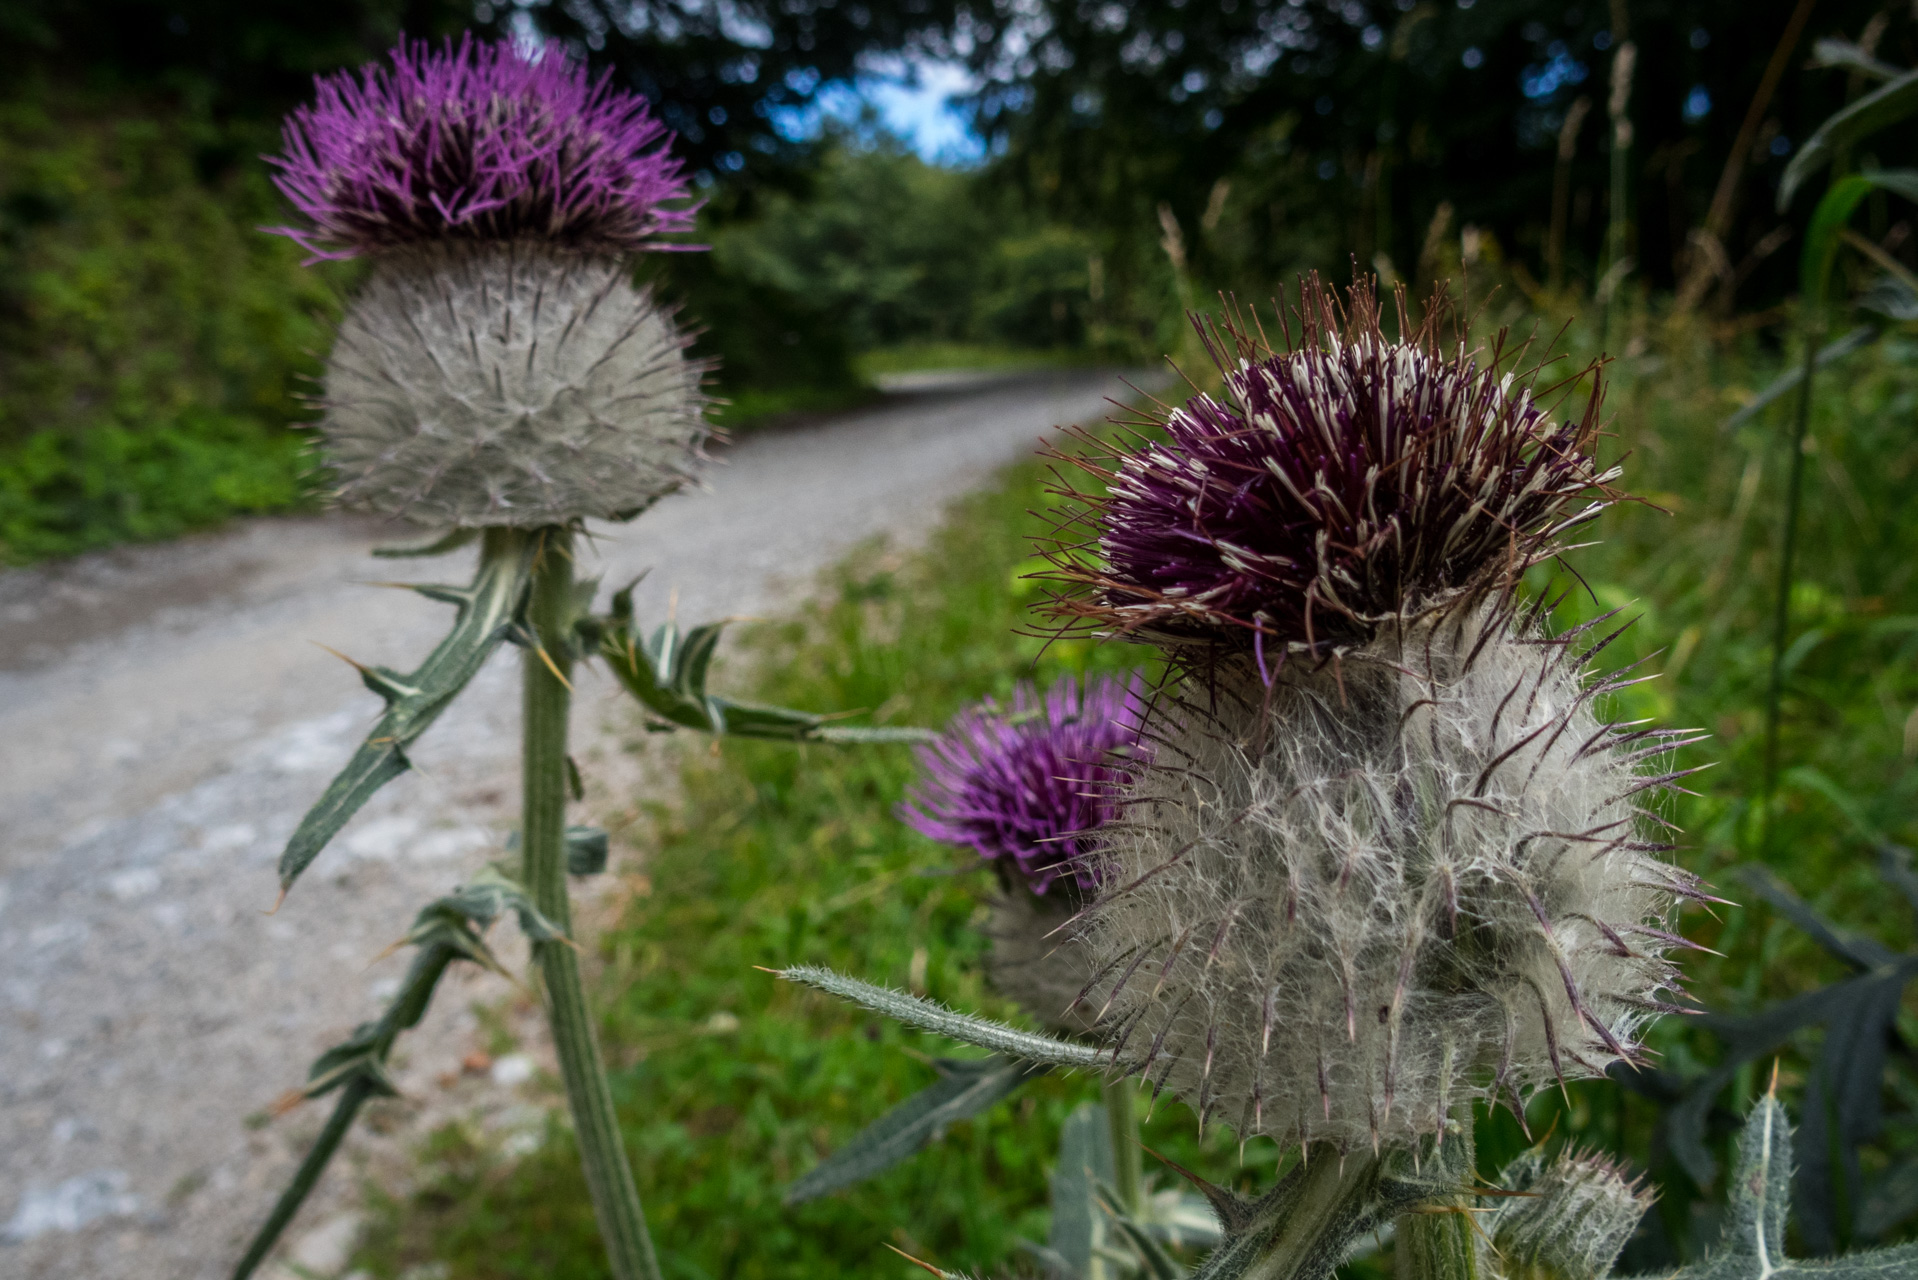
left=783, top=1055, right=1047, bottom=1205
left=1626, top=1096, right=1918, bottom=1280
left=775, top=966, right=1110, bottom=1068
left=277, top=533, right=537, bottom=894
left=592, top=589, right=935, bottom=744
left=233, top=866, right=544, bottom=1279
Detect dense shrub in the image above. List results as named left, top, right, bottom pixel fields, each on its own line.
left=0, top=88, right=346, bottom=560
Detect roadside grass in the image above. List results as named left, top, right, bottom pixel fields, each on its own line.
left=358, top=320, right=1918, bottom=1277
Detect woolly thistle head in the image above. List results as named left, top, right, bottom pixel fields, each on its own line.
left=320, top=242, right=707, bottom=526
left=1490, top=1146, right=1655, bottom=1280
left=900, top=672, right=1150, bottom=898
left=1044, top=282, right=1618, bottom=658
left=268, top=36, right=694, bottom=260
left=1073, top=605, right=1708, bottom=1149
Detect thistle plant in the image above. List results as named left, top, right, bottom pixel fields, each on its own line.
left=781, top=281, right=1712, bottom=1280
left=230, top=37, right=927, bottom=1280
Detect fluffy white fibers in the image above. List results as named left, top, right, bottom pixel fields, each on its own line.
left=322, top=242, right=706, bottom=526
left=1079, top=605, right=1700, bottom=1149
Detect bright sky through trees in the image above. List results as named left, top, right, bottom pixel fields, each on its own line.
left=775, top=56, right=984, bottom=164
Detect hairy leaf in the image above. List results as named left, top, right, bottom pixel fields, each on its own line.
left=1626, top=1097, right=1918, bottom=1280
left=783, top=1055, right=1047, bottom=1204
left=776, top=966, right=1111, bottom=1068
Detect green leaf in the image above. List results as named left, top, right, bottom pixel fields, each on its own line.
left=1625, top=1097, right=1918, bottom=1279
left=1801, top=171, right=1918, bottom=312
left=1780, top=69, right=1918, bottom=209
left=1047, top=1102, right=1118, bottom=1278
left=594, top=602, right=933, bottom=744
left=1722, top=328, right=1880, bottom=431
left=371, top=528, right=481, bottom=559
left=233, top=868, right=524, bottom=1277
left=783, top=1055, right=1047, bottom=1205
left=277, top=531, right=537, bottom=894
left=565, top=825, right=610, bottom=876
left=775, top=966, right=1112, bottom=1068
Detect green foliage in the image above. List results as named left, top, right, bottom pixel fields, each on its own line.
left=0, top=88, right=345, bottom=561
left=708, top=134, right=1102, bottom=355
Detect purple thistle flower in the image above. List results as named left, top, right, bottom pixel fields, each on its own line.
left=900, top=673, right=1149, bottom=898
left=1045, top=280, right=1618, bottom=657
left=268, top=35, right=696, bottom=260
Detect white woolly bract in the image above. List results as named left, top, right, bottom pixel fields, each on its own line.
left=1078, top=607, right=1698, bottom=1148
left=321, top=242, right=707, bottom=526
left=1490, top=1147, right=1654, bottom=1280
left=984, top=892, right=1102, bottom=1034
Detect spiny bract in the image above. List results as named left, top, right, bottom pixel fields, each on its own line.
left=1077, top=605, right=1705, bottom=1149
left=1490, top=1146, right=1654, bottom=1280
left=322, top=242, right=706, bottom=526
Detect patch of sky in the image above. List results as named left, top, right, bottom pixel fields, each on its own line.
left=1771, top=134, right=1792, bottom=156
left=1463, top=46, right=1485, bottom=70
left=1684, top=84, right=1712, bottom=123
left=1690, top=27, right=1711, bottom=49
left=769, top=54, right=985, bottom=164
left=1521, top=42, right=1588, bottom=98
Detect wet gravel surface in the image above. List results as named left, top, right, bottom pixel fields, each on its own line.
left=0, top=369, right=1147, bottom=1279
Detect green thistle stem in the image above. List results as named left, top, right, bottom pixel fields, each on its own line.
left=1103, top=1076, right=1144, bottom=1218
left=231, top=1080, right=373, bottom=1280
left=1760, top=324, right=1821, bottom=849
left=522, top=525, right=662, bottom=1280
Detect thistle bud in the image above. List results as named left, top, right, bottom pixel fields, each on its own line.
left=901, top=673, right=1148, bottom=1029
left=1491, top=1147, right=1654, bottom=1280
left=270, top=36, right=706, bottom=527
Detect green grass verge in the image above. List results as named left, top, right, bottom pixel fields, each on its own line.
left=356, top=322, right=1918, bottom=1277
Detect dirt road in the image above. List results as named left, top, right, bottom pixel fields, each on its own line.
left=0, top=369, right=1145, bottom=1279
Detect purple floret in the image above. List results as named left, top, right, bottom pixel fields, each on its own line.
left=268, top=35, right=695, bottom=260
left=900, top=673, right=1149, bottom=898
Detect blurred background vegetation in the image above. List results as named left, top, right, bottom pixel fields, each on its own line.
left=6, top=0, right=1912, bottom=560
left=7, top=0, right=1918, bottom=1274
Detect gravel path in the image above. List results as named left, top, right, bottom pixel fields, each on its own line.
left=0, top=369, right=1147, bottom=1280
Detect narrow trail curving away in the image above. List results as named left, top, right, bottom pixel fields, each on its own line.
left=0, top=369, right=1150, bottom=1280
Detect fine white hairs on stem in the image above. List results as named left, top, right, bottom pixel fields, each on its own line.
left=1078, top=604, right=1706, bottom=1149
left=322, top=241, right=707, bottom=527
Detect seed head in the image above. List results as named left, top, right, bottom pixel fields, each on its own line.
left=321, top=242, right=706, bottom=526
left=900, top=672, right=1149, bottom=898
left=1491, top=1146, right=1654, bottom=1280
left=1077, top=607, right=1705, bottom=1148
left=1046, top=282, right=1616, bottom=657
left=269, top=35, right=694, bottom=261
